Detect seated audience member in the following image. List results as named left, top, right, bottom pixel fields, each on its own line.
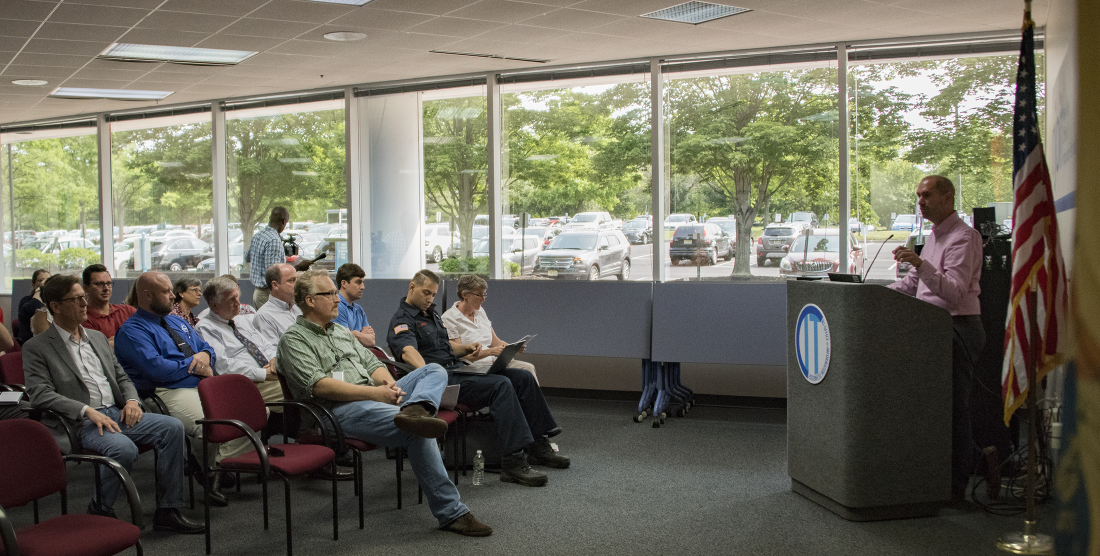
left=334, top=263, right=374, bottom=348
left=114, top=272, right=243, bottom=506
left=170, top=277, right=202, bottom=327
left=0, top=323, right=25, bottom=419
left=253, top=263, right=300, bottom=339
left=82, top=264, right=137, bottom=344
left=17, top=269, right=50, bottom=343
left=277, top=270, right=491, bottom=536
left=195, top=274, right=256, bottom=320
left=388, top=270, right=569, bottom=488
left=23, top=274, right=203, bottom=533
left=442, top=274, right=538, bottom=383
left=195, top=275, right=283, bottom=406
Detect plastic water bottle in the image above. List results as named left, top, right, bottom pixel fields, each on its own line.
left=472, top=450, right=485, bottom=486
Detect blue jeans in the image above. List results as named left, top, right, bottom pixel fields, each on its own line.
left=79, top=406, right=187, bottom=510
left=331, top=364, right=468, bottom=527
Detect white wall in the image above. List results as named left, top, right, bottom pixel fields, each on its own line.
left=1045, top=0, right=1078, bottom=270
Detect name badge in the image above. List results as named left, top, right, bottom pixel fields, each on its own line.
left=332, top=371, right=345, bottom=382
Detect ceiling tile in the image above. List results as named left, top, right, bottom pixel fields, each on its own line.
left=49, top=4, right=151, bottom=27
left=2, top=65, right=77, bottom=78
left=246, top=0, right=359, bottom=24
left=67, top=0, right=167, bottom=8
left=762, top=0, right=926, bottom=27
left=440, top=37, right=581, bottom=61
left=192, top=73, right=266, bottom=86
left=23, top=38, right=109, bottom=56
left=57, top=77, right=140, bottom=89
left=516, top=8, right=628, bottom=31
left=569, top=0, right=710, bottom=16
left=237, top=52, right=329, bottom=68
left=6, top=52, right=90, bottom=68
left=157, top=0, right=269, bottom=17
left=359, top=30, right=465, bottom=50
left=407, top=17, right=506, bottom=38
left=0, top=36, right=27, bottom=52
left=536, top=31, right=644, bottom=50
left=329, top=8, right=436, bottom=31
left=471, top=24, right=571, bottom=43
left=71, top=67, right=152, bottom=81
left=360, top=0, right=482, bottom=16
left=117, top=28, right=212, bottom=48
left=193, top=34, right=286, bottom=52
left=267, top=39, right=359, bottom=57
left=33, top=22, right=130, bottom=43
left=136, top=11, right=240, bottom=33
left=0, top=18, right=44, bottom=38
left=219, top=18, right=320, bottom=39
left=447, top=1, right=556, bottom=24
left=513, top=0, right=585, bottom=5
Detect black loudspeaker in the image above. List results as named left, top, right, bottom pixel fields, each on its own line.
left=972, top=236, right=1014, bottom=455
left=973, top=206, right=997, bottom=237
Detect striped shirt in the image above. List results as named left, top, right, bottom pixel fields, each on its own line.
left=245, top=226, right=286, bottom=289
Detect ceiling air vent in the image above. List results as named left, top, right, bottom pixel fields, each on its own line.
left=641, top=1, right=751, bottom=25
left=430, top=50, right=549, bottom=64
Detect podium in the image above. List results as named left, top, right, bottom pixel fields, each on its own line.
left=787, top=280, right=953, bottom=520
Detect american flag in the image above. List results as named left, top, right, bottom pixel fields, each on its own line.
left=1001, top=20, right=1069, bottom=425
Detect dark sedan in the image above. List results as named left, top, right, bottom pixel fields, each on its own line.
left=669, top=223, right=733, bottom=265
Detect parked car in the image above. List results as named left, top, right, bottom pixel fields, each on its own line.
left=848, top=217, right=875, bottom=234
left=24, top=236, right=96, bottom=254
left=151, top=238, right=211, bottom=271
left=896, top=229, right=931, bottom=279
left=663, top=213, right=697, bottom=232
left=528, top=217, right=551, bottom=228
left=787, top=211, right=819, bottom=228
left=424, top=223, right=455, bottom=263
left=565, top=211, right=618, bottom=230
left=669, top=223, right=734, bottom=265
left=622, top=217, right=653, bottom=245
left=756, top=223, right=807, bottom=267
left=196, top=242, right=244, bottom=273
left=148, top=229, right=197, bottom=241
left=114, top=239, right=136, bottom=272
left=779, top=229, right=864, bottom=277
left=892, top=214, right=919, bottom=231
left=705, top=217, right=738, bottom=251
left=472, top=234, right=542, bottom=275
left=294, top=232, right=324, bottom=259
left=533, top=230, right=631, bottom=281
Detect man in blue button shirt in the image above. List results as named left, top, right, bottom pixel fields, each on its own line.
left=114, top=272, right=240, bottom=506
left=334, top=263, right=375, bottom=348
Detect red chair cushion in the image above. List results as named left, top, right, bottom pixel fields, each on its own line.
left=0, top=420, right=66, bottom=508
left=11, top=514, right=140, bottom=556
left=219, top=443, right=335, bottom=476
left=297, top=433, right=378, bottom=452
left=0, top=351, right=24, bottom=386
left=197, top=374, right=268, bottom=443
left=436, top=409, right=459, bottom=425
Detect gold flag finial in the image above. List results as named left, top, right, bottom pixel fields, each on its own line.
left=1023, top=0, right=1034, bottom=31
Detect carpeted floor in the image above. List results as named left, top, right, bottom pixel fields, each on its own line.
left=4, top=397, right=1048, bottom=556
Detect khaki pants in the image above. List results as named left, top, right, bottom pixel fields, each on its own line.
left=509, top=359, right=538, bottom=385
left=252, top=287, right=271, bottom=310
left=155, top=387, right=253, bottom=463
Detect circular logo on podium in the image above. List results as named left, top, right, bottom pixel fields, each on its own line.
left=795, top=303, right=831, bottom=384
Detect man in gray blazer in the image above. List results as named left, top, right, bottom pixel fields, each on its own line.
left=24, top=274, right=202, bottom=534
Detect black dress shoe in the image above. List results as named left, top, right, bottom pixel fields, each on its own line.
left=153, top=508, right=205, bottom=534
left=204, top=486, right=229, bottom=507
left=310, top=465, right=355, bottom=481
left=87, top=500, right=117, bottom=519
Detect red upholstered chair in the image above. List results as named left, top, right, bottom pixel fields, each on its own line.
left=0, top=419, right=143, bottom=556
left=0, top=352, right=24, bottom=392
left=196, top=374, right=339, bottom=556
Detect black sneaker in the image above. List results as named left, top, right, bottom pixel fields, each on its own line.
left=527, top=437, right=570, bottom=469
left=87, top=500, right=117, bottom=519
left=500, top=452, right=548, bottom=487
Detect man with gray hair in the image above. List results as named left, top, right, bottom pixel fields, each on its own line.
left=277, top=270, right=491, bottom=536
left=195, top=275, right=283, bottom=406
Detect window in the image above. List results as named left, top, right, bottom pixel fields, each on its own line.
left=0, top=127, right=100, bottom=291
left=225, top=100, right=345, bottom=283
left=111, top=113, right=212, bottom=279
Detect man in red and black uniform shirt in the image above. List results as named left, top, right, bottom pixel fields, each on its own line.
left=82, top=264, right=136, bottom=345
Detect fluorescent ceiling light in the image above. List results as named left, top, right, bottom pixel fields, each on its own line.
left=323, top=32, right=367, bottom=41
left=642, top=2, right=751, bottom=25
left=430, top=50, right=549, bottom=64
left=49, top=87, right=174, bottom=100
left=306, top=0, right=372, bottom=4
left=12, top=79, right=48, bottom=86
left=99, top=43, right=257, bottom=66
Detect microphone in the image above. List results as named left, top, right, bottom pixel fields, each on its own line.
left=313, top=252, right=327, bottom=261
left=863, top=234, right=895, bottom=282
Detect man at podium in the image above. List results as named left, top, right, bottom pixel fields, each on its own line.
left=887, top=175, right=984, bottom=500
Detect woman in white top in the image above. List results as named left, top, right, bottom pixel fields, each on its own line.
left=440, top=274, right=537, bottom=383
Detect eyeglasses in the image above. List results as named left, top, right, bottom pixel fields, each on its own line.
left=59, top=295, right=88, bottom=305
left=469, top=292, right=487, bottom=299
left=186, top=287, right=201, bottom=294
left=310, top=290, right=339, bottom=299
left=91, top=281, right=113, bottom=288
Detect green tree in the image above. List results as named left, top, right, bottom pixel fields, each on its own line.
left=423, top=97, right=487, bottom=256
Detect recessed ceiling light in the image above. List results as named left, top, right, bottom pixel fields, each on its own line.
left=12, top=79, right=49, bottom=86
left=99, top=43, right=257, bottom=66
left=641, top=2, right=751, bottom=25
left=49, top=87, right=174, bottom=101
left=307, top=0, right=372, bottom=5
left=323, top=31, right=367, bottom=42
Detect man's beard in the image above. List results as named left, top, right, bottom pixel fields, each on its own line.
left=150, top=297, right=173, bottom=316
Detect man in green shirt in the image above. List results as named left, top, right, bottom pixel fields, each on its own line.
left=276, top=270, right=491, bottom=536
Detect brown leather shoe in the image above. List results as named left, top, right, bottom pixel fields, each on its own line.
left=393, top=403, right=448, bottom=439
left=441, top=512, right=492, bottom=537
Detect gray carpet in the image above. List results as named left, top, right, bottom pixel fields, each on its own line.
left=4, top=398, right=1046, bottom=555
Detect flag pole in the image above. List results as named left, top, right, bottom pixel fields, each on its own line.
left=997, top=288, right=1053, bottom=555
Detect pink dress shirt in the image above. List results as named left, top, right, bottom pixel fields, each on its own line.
left=887, top=211, right=982, bottom=316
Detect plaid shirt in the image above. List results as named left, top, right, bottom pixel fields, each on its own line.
left=245, top=226, right=286, bottom=288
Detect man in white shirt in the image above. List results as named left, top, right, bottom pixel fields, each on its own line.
left=195, top=275, right=283, bottom=406
left=252, top=263, right=301, bottom=341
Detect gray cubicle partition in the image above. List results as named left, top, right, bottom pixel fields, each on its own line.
left=359, top=279, right=421, bottom=339
left=441, top=279, right=653, bottom=359
left=650, top=281, right=787, bottom=366
left=786, top=280, right=952, bottom=521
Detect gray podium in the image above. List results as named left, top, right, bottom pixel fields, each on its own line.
left=787, top=280, right=953, bottom=521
